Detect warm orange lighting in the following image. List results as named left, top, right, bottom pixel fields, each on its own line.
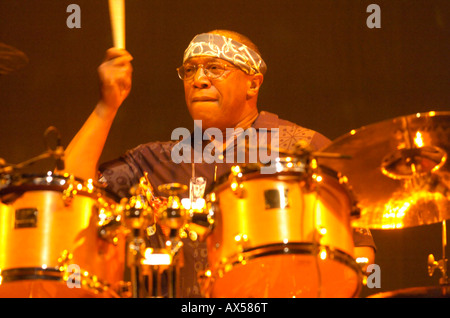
left=318, top=227, right=327, bottom=235
left=356, top=257, right=369, bottom=264
left=414, top=131, right=424, bottom=148
left=381, top=201, right=410, bottom=229
left=381, top=190, right=446, bottom=229
left=319, top=248, right=327, bottom=260
left=142, top=248, right=172, bottom=265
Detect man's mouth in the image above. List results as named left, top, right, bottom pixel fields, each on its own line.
left=192, top=96, right=218, bottom=102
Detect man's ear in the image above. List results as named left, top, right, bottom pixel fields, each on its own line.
left=247, top=73, right=264, bottom=98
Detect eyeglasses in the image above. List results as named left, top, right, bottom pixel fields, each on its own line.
left=177, top=62, right=237, bottom=81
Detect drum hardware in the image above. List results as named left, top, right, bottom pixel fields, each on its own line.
left=119, top=181, right=158, bottom=298
left=97, top=210, right=123, bottom=245
left=319, top=111, right=450, bottom=229
left=146, top=182, right=189, bottom=298
left=355, top=256, right=371, bottom=286
left=182, top=198, right=214, bottom=242
left=157, top=183, right=188, bottom=230
left=157, top=181, right=213, bottom=242
left=427, top=220, right=448, bottom=285
left=109, top=177, right=214, bottom=298
left=0, top=149, right=63, bottom=175
left=230, top=165, right=246, bottom=198
left=381, top=146, right=446, bottom=180
left=0, top=126, right=65, bottom=176
left=61, top=174, right=77, bottom=206
left=369, top=219, right=449, bottom=298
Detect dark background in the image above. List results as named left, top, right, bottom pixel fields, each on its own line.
left=0, top=0, right=449, bottom=297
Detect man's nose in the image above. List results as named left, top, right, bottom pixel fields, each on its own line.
left=193, top=67, right=211, bottom=88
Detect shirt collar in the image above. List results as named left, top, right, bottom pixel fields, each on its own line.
left=251, top=111, right=279, bottom=129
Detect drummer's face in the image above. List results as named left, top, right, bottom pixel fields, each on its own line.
left=183, top=57, right=252, bottom=131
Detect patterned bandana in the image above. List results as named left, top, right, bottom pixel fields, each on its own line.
left=183, top=33, right=267, bottom=75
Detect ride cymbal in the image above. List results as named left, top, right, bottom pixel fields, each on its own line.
left=319, top=111, right=450, bottom=229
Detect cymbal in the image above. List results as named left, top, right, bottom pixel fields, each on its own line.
left=0, top=43, right=28, bottom=75
left=319, top=111, right=450, bottom=229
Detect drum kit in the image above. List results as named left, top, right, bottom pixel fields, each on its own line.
left=1, top=43, right=449, bottom=298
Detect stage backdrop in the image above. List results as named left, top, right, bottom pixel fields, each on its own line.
left=0, top=0, right=449, bottom=297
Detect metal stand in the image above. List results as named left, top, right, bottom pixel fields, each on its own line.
left=428, top=220, right=448, bottom=285
left=113, top=179, right=211, bottom=298
left=127, top=229, right=147, bottom=298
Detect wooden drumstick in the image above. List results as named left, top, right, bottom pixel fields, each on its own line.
left=108, top=0, right=125, bottom=49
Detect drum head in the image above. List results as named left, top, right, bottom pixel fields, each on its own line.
left=203, top=245, right=361, bottom=298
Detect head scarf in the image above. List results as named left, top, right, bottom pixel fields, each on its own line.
left=183, top=33, right=267, bottom=75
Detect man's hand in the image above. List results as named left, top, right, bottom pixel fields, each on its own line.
left=98, top=48, right=133, bottom=110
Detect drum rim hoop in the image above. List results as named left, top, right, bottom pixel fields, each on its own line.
left=0, top=267, right=117, bottom=296
left=202, top=242, right=363, bottom=298
left=0, top=173, right=120, bottom=202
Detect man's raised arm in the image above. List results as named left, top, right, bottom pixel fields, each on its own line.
left=61, top=48, right=133, bottom=180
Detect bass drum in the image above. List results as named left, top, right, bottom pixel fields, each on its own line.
left=0, top=174, right=125, bottom=298
left=202, top=158, right=362, bottom=298
left=369, top=285, right=450, bottom=298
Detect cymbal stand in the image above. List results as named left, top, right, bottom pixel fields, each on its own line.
left=130, top=180, right=210, bottom=298
left=146, top=183, right=188, bottom=298
left=127, top=228, right=147, bottom=298
left=137, top=226, right=185, bottom=298
left=0, top=126, right=65, bottom=174
left=428, top=220, right=448, bottom=285
left=120, top=191, right=156, bottom=298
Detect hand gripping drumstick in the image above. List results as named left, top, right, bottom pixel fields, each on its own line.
left=108, top=0, right=125, bottom=49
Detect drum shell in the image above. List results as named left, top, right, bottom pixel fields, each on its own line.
left=0, top=182, right=125, bottom=297
left=204, top=168, right=360, bottom=297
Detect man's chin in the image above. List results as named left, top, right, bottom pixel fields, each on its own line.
left=191, top=118, right=228, bottom=132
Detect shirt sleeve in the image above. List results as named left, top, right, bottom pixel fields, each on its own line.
left=98, top=156, right=140, bottom=198
left=352, top=227, right=377, bottom=251
left=311, top=131, right=332, bottom=150
left=98, top=141, right=184, bottom=198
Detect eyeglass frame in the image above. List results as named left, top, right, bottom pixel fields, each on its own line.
left=176, top=60, right=241, bottom=81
